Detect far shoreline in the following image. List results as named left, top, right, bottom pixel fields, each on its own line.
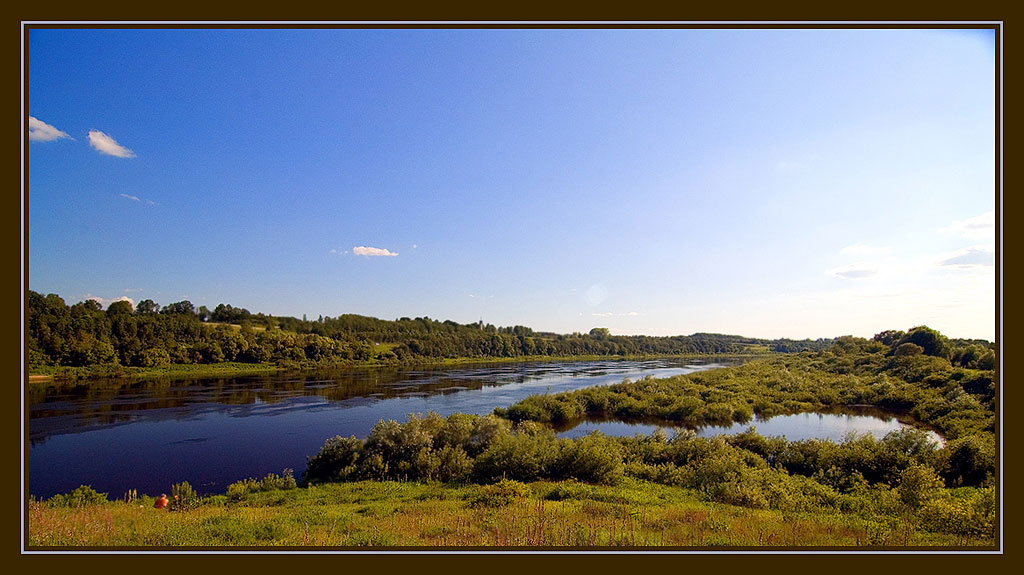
left=25, top=352, right=770, bottom=385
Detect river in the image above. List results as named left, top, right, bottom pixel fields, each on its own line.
left=27, top=358, right=734, bottom=498
left=26, top=357, right=938, bottom=499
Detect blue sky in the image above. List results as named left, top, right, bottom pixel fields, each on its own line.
left=26, top=27, right=997, bottom=340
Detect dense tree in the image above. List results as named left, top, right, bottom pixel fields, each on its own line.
left=895, top=326, right=950, bottom=359
left=161, top=300, right=196, bottom=316
left=135, top=299, right=158, bottom=314
left=39, top=292, right=996, bottom=378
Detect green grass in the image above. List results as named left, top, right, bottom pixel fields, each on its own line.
left=27, top=479, right=993, bottom=548
left=27, top=361, right=284, bottom=383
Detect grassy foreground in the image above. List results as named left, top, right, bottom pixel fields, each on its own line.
left=27, top=478, right=989, bottom=549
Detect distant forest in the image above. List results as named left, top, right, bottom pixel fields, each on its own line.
left=25, top=290, right=839, bottom=366
left=25, top=292, right=850, bottom=370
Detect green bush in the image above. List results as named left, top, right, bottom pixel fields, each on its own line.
left=47, top=485, right=108, bottom=507
left=169, top=481, right=199, bottom=511
left=544, top=479, right=596, bottom=501
left=941, top=435, right=995, bottom=487
left=472, top=431, right=560, bottom=483
left=304, top=435, right=363, bottom=484
left=433, top=445, right=473, bottom=483
left=897, top=463, right=944, bottom=509
left=470, top=478, right=532, bottom=507
left=553, top=431, right=624, bottom=485
left=227, top=470, right=297, bottom=501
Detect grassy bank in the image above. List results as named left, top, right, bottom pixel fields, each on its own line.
left=27, top=478, right=990, bottom=548
left=26, top=361, right=284, bottom=383
left=26, top=352, right=764, bottom=384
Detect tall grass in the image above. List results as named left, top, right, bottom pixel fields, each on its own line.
left=27, top=479, right=994, bottom=548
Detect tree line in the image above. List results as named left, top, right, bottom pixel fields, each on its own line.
left=26, top=291, right=835, bottom=371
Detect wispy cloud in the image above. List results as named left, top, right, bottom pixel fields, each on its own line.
left=29, top=116, right=73, bottom=141
left=826, top=263, right=878, bottom=280
left=940, top=211, right=994, bottom=241
left=937, top=245, right=994, bottom=268
left=88, top=130, right=135, bottom=158
left=353, top=246, right=398, bottom=257
left=120, top=193, right=157, bottom=205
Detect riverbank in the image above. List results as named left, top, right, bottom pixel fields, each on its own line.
left=27, top=478, right=992, bottom=548
left=26, top=352, right=768, bottom=384
left=26, top=361, right=284, bottom=384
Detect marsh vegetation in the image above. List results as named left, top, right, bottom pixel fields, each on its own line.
left=27, top=326, right=997, bottom=548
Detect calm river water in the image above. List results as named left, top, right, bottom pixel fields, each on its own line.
left=26, top=358, right=935, bottom=498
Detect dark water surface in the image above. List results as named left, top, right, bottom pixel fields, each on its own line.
left=28, top=358, right=737, bottom=498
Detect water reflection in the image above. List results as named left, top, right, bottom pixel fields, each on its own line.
left=28, top=359, right=739, bottom=443
left=27, top=358, right=738, bottom=498
left=556, top=406, right=945, bottom=445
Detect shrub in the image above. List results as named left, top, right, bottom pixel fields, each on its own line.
left=472, top=431, right=560, bottom=483
left=47, top=485, right=108, bottom=507
left=434, top=445, right=473, bottom=483
left=304, top=435, right=363, bottom=484
left=169, top=481, right=199, bottom=511
left=553, top=432, right=624, bottom=485
left=229, top=470, right=298, bottom=500
left=544, top=479, right=596, bottom=501
left=260, top=469, right=297, bottom=491
left=897, top=463, right=944, bottom=509
left=470, top=478, right=532, bottom=507
left=941, top=435, right=995, bottom=487
left=894, top=343, right=924, bottom=357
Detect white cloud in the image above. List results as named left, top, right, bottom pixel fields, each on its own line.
left=88, top=130, right=135, bottom=158
left=826, top=263, right=878, bottom=280
left=120, top=193, right=157, bottom=206
left=839, top=243, right=891, bottom=256
left=80, top=294, right=135, bottom=309
left=592, top=312, right=614, bottom=317
left=936, top=245, right=994, bottom=268
left=940, top=211, right=994, bottom=241
left=29, top=116, right=72, bottom=141
left=353, top=246, right=398, bottom=257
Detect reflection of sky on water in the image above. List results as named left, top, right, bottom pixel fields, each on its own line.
left=559, top=410, right=944, bottom=445
left=28, top=358, right=732, bottom=498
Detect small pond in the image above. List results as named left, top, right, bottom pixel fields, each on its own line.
left=556, top=406, right=945, bottom=445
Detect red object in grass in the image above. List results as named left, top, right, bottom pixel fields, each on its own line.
left=154, top=494, right=169, bottom=509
